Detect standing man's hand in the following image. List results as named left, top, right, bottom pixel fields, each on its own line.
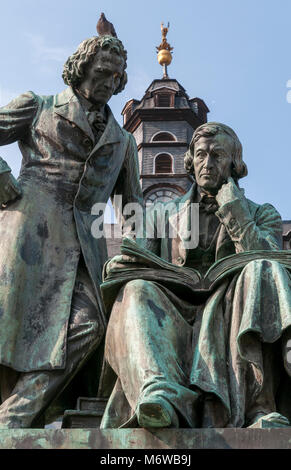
left=0, top=157, right=22, bottom=206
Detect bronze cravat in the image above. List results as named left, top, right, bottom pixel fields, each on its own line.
left=199, top=195, right=219, bottom=214
left=87, top=110, right=106, bottom=135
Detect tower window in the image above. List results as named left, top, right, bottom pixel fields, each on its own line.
left=152, top=132, right=176, bottom=142
left=155, top=154, right=173, bottom=174
left=156, top=93, right=171, bottom=107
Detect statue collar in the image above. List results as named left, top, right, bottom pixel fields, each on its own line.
left=53, top=88, right=123, bottom=146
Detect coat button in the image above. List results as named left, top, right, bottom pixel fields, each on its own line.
left=83, top=137, right=92, bottom=150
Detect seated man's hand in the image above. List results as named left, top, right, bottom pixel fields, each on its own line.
left=216, top=176, right=245, bottom=208
left=104, top=254, right=141, bottom=279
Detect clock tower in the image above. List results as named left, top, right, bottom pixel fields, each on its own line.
left=121, top=23, right=209, bottom=205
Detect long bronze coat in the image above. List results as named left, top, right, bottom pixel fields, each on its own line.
left=0, top=86, right=143, bottom=373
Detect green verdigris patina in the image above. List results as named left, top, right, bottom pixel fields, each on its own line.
left=100, top=122, right=291, bottom=429
left=0, top=23, right=143, bottom=427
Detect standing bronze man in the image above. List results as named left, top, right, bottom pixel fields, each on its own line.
left=0, top=19, right=143, bottom=428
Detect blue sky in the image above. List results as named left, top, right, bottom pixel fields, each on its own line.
left=0, top=0, right=291, bottom=220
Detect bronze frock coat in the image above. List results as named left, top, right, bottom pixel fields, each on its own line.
left=0, top=86, right=143, bottom=373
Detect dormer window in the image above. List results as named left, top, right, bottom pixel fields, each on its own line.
left=157, top=93, right=171, bottom=107
left=122, top=99, right=140, bottom=126
left=123, top=104, right=132, bottom=124
left=154, top=91, right=175, bottom=108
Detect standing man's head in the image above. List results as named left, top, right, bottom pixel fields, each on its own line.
left=62, top=35, right=127, bottom=108
left=184, top=122, right=248, bottom=195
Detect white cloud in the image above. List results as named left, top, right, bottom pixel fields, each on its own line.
left=25, top=33, right=71, bottom=63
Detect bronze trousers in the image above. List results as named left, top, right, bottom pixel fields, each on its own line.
left=0, top=261, right=105, bottom=428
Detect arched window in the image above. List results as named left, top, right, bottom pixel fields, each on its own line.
left=154, top=154, right=173, bottom=174
left=152, top=132, right=176, bottom=142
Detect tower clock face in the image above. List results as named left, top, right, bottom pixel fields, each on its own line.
left=145, top=187, right=183, bottom=205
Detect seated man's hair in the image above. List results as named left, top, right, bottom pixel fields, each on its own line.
left=184, top=122, right=248, bottom=180
left=62, top=35, right=128, bottom=94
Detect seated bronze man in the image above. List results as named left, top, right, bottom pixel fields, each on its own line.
left=100, top=122, right=291, bottom=429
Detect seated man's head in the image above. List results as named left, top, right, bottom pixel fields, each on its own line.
left=62, top=35, right=127, bottom=108
left=184, top=122, right=248, bottom=195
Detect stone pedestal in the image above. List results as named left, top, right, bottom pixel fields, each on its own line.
left=0, top=428, right=291, bottom=449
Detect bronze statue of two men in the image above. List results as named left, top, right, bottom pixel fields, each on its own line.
left=0, top=18, right=291, bottom=430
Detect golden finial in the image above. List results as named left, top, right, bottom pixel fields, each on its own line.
left=156, top=22, right=173, bottom=78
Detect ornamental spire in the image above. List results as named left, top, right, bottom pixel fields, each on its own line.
left=156, top=22, right=173, bottom=79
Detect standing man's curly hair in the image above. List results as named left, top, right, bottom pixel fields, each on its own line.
left=62, top=35, right=128, bottom=95
left=184, top=122, right=248, bottom=181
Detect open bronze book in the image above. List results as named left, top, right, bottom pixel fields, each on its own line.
left=101, top=237, right=291, bottom=313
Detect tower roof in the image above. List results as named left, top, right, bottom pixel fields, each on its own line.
left=122, top=77, right=209, bottom=132
left=122, top=22, right=209, bottom=132
left=132, top=78, right=199, bottom=111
